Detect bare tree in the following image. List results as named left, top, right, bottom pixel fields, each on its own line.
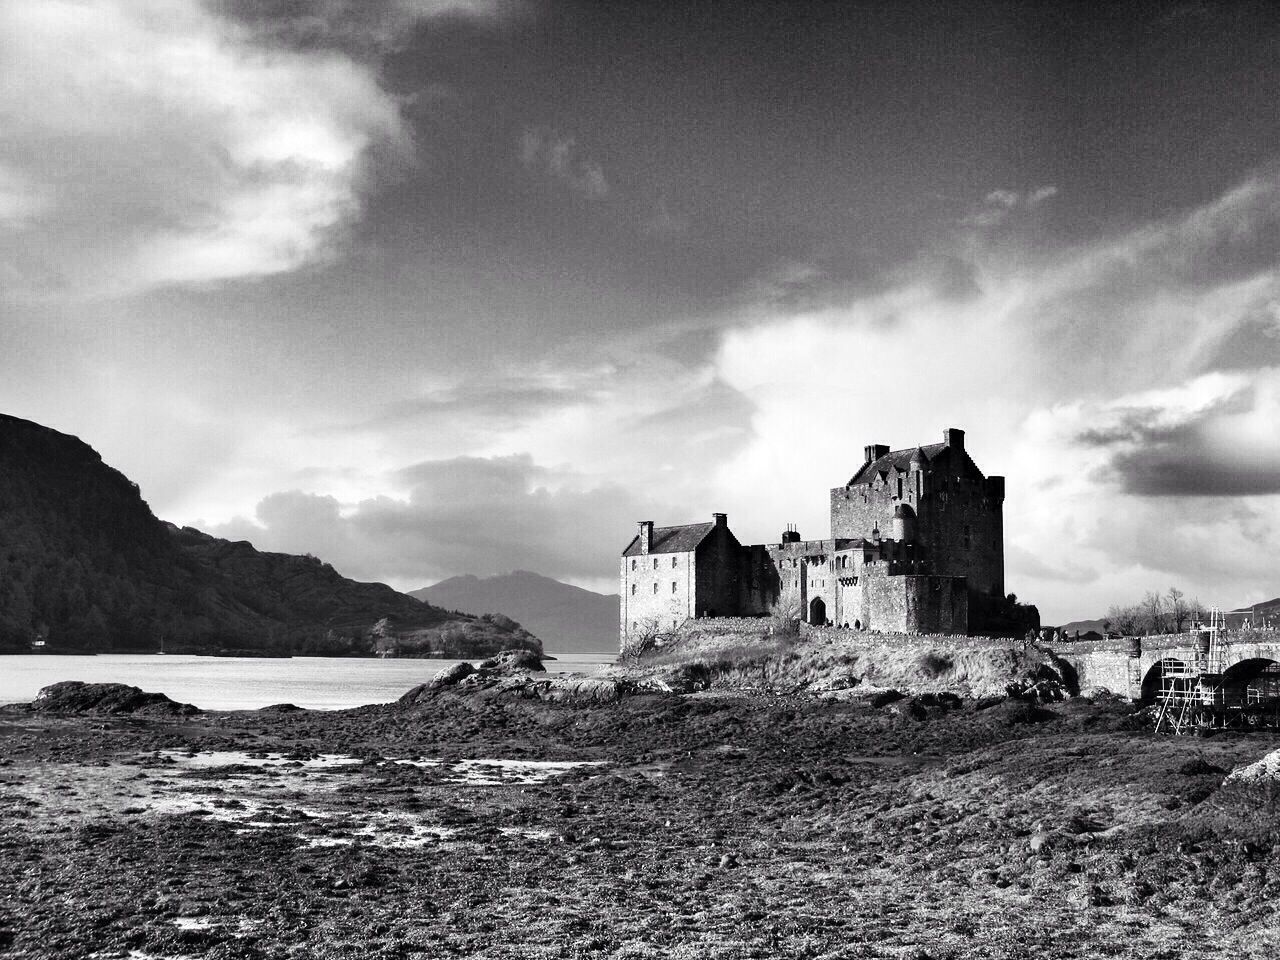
left=768, top=583, right=798, bottom=627
left=1107, top=603, right=1142, bottom=637
left=1142, top=590, right=1167, bottom=635
left=619, top=616, right=665, bottom=665
left=1167, top=587, right=1192, bottom=633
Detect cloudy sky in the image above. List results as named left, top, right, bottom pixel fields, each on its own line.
left=2, top=1, right=1279, bottom=621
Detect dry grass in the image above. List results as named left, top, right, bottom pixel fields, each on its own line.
left=617, top=624, right=1062, bottom=698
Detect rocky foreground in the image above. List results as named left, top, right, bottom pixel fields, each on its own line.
left=3, top=670, right=1280, bottom=959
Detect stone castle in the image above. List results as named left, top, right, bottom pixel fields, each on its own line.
left=619, top=427, right=1005, bottom=642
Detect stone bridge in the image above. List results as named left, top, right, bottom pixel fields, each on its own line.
left=1047, top=631, right=1280, bottom=701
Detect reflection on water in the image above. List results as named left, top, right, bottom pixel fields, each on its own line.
left=0, top=651, right=616, bottom=710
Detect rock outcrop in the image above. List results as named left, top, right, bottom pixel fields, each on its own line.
left=398, top=650, right=641, bottom=705
left=32, top=681, right=199, bottom=716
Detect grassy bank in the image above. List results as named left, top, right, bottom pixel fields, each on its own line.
left=617, top=620, right=1065, bottom=698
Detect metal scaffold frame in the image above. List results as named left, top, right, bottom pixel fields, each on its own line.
left=1153, top=608, right=1280, bottom=733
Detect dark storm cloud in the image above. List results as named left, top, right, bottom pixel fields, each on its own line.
left=1075, top=388, right=1280, bottom=497
left=1109, top=447, right=1280, bottom=498
left=208, top=454, right=667, bottom=585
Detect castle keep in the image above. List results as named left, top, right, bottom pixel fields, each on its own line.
left=619, top=428, right=1004, bottom=642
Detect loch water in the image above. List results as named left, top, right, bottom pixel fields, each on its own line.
left=0, top=651, right=617, bottom=711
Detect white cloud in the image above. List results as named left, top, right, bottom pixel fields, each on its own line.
left=0, top=0, right=411, bottom=297
left=966, top=185, right=1058, bottom=226
left=206, top=454, right=668, bottom=589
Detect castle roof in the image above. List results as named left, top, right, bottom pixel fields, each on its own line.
left=847, top=442, right=948, bottom=485
left=622, top=522, right=715, bottom=557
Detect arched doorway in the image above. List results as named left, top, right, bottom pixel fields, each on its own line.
left=808, top=596, right=826, bottom=625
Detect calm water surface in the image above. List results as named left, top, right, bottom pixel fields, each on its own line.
left=0, top=652, right=617, bottom=711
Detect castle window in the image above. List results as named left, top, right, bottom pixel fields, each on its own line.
left=631, top=584, right=636, bottom=595
left=631, top=559, right=636, bottom=571
left=653, top=558, right=658, bottom=570
left=896, top=476, right=903, bottom=499
left=671, top=581, right=677, bottom=593
left=653, top=583, right=658, bottom=594
left=672, top=557, right=678, bottom=568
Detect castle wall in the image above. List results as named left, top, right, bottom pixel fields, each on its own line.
left=914, top=472, right=1003, bottom=598
left=858, top=563, right=967, bottom=634
left=831, top=445, right=1004, bottom=605
left=619, top=549, right=697, bottom=643
left=830, top=476, right=909, bottom=543
left=738, top=544, right=781, bottom=616
left=694, top=521, right=742, bottom=618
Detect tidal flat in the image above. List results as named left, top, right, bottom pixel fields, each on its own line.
left=2, top=691, right=1280, bottom=959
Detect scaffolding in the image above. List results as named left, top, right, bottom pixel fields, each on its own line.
left=1153, top=608, right=1280, bottom=733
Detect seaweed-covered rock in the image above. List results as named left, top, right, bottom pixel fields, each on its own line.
left=398, top=657, right=527, bottom=704
left=432, top=661, right=479, bottom=687
left=33, top=681, right=199, bottom=715
left=478, top=649, right=545, bottom=675
left=870, top=689, right=906, bottom=708
left=540, top=677, right=628, bottom=703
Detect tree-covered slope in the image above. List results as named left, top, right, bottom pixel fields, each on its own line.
left=0, top=414, right=540, bottom=657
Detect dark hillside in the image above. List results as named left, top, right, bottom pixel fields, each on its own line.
left=0, top=414, right=540, bottom=657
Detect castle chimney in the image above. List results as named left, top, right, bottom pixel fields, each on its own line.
left=781, top=523, right=800, bottom=544
left=712, top=512, right=727, bottom=527
left=864, top=443, right=890, bottom=463
left=945, top=427, right=965, bottom=451
left=638, top=520, right=654, bottom=554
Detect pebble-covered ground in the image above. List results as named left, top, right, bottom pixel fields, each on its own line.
left=2, top=690, right=1280, bottom=959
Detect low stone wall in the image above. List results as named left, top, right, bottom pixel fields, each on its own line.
left=676, top=616, right=774, bottom=638
left=798, top=623, right=1003, bottom=650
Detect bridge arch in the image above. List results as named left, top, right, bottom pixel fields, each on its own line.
left=1219, top=657, right=1280, bottom=708
left=1140, top=657, right=1189, bottom=704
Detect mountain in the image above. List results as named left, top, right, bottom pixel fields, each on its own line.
left=0, top=413, right=540, bottom=657
left=412, top=571, right=619, bottom=653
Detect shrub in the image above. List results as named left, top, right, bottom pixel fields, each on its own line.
left=919, top=652, right=953, bottom=678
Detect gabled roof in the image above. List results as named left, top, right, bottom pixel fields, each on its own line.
left=847, top=442, right=948, bottom=485
left=622, top=522, right=715, bottom=557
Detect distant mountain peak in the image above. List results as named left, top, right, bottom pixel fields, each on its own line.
left=412, top=571, right=618, bottom=654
